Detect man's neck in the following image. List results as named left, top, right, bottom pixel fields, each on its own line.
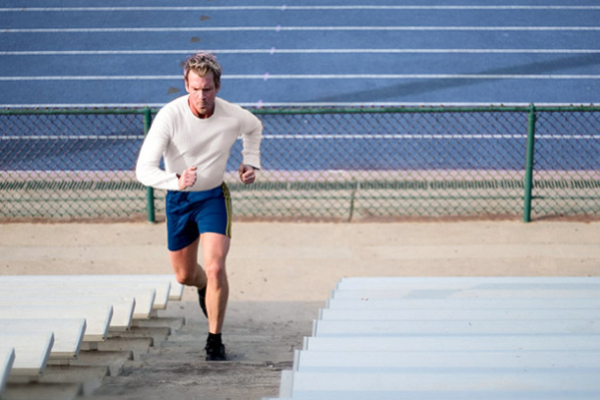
left=188, top=97, right=215, bottom=119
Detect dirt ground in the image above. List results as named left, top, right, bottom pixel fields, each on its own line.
left=1, top=220, right=599, bottom=400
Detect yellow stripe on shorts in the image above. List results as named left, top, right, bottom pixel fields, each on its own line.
left=221, top=182, right=232, bottom=238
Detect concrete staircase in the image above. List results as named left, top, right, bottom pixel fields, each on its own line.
left=0, top=274, right=184, bottom=400
left=265, top=277, right=600, bottom=400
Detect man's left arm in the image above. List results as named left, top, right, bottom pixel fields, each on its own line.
left=239, top=112, right=263, bottom=184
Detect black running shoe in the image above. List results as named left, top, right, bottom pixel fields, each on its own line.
left=205, top=342, right=226, bottom=361
left=197, top=286, right=207, bottom=318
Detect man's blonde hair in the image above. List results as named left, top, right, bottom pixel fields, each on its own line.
left=183, top=52, right=221, bottom=88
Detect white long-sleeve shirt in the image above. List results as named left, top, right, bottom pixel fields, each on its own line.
left=136, top=96, right=262, bottom=191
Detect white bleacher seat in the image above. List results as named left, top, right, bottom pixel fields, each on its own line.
left=332, top=288, right=600, bottom=300
left=0, top=274, right=185, bottom=397
left=0, top=275, right=185, bottom=313
left=293, top=350, right=600, bottom=372
left=313, top=319, right=600, bottom=336
left=0, top=319, right=85, bottom=360
left=52, top=274, right=185, bottom=302
left=333, top=276, right=600, bottom=300
left=0, top=332, right=53, bottom=378
left=102, top=275, right=185, bottom=301
left=269, top=277, right=600, bottom=400
left=336, top=276, right=600, bottom=290
left=0, top=305, right=112, bottom=342
left=326, top=297, right=600, bottom=310
left=278, top=370, right=294, bottom=399
left=57, top=279, right=170, bottom=311
left=0, top=276, right=167, bottom=311
left=319, top=308, right=600, bottom=321
left=0, top=347, right=14, bottom=393
left=0, top=287, right=154, bottom=321
left=284, top=371, right=600, bottom=399
left=0, top=295, right=134, bottom=332
left=304, top=334, right=600, bottom=352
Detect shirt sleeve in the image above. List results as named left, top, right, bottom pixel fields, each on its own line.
left=135, top=110, right=180, bottom=191
left=240, top=111, right=263, bottom=170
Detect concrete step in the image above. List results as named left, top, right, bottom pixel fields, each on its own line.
left=0, top=274, right=185, bottom=400
left=284, top=370, right=600, bottom=398
left=294, top=350, right=600, bottom=372
left=39, top=365, right=109, bottom=397
left=108, top=326, right=171, bottom=347
left=273, top=388, right=600, bottom=399
left=57, top=351, right=133, bottom=378
left=326, top=297, right=600, bottom=310
left=132, top=316, right=185, bottom=331
left=1, top=347, right=15, bottom=394
left=267, top=277, right=600, bottom=400
left=0, top=319, right=86, bottom=360
left=0, top=288, right=153, bottom=320
left=0, top=281, right=163, bottom=313
left=0, top=293, right=133, bottom=332
left=336, top=276, right=600, bottom=290
left=313, top=319, right=600, bottom=336
left=0, top=332, right=53, bottom=379
left=319, top=307, right=600, bottom=321
left=2, top=382, right=82, bottom=400
left=75, top=274, right=184, bottom=301
left=0, top=274, right=183, bottom=310
left=304, top=335, right=600, bottom=352
left=0, top=305, right=112, bottom=342
left=332, top=288, right=600, bottom=300
left=81, top=338, right=153, bottom=361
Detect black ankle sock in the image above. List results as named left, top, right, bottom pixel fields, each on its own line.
left=207, top=332, right=222, bottom=345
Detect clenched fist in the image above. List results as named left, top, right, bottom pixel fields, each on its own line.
left=178, top=166, right=197, bottom=190
left=238, top=163, right=256, bottom=185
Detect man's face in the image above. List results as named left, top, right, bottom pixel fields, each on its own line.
left=185, top=70, right=219, bottom=119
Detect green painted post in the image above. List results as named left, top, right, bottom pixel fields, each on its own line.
left=143, top=107, right=156, bottom=223
left=523, top=104, right=536, bottom=222
left=348, top=179, right=357, bottom=222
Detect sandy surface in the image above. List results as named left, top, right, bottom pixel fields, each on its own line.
left=1, top=220, right=599, bottom=399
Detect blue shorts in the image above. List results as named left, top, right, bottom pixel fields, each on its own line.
left=165, top=183, right=232, bottom=251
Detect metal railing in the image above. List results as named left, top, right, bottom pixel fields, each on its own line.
left=1, top=105, right=598, bottom=222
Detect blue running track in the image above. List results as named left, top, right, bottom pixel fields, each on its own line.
left=1, top=0, right=599, bottom=107
left=0, top=1, right=598, bottom=173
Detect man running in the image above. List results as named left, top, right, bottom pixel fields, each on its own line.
left=136, top=52, right=262, bottom=361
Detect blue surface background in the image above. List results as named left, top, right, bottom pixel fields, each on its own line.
left=0, top=1, right=598, bottom=172
left=1, top=0, right=599, bottom=107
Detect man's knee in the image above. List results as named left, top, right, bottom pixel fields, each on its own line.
left=205, top=261, right=226, bottom=283
left=169, top=240, right=201, bottom=286
left=174, top=268, right=197, bottom=286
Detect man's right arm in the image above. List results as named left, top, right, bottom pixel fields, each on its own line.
left=135, top=113, right=181, bottom=191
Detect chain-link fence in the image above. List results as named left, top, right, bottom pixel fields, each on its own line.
left=1, top=105, right=598, bottom=222
left=530, top=108, right=600, bottom=219
left=1, top=109, right=149, bottom=220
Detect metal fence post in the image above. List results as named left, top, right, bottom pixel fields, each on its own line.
left=523, top=104, right=536, bottom=222
left=143, top=107, right=156, bottom=223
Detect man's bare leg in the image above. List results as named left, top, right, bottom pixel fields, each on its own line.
left=169, top=233, right=230, bottom=360
left=200, top=232, right=230, bottom=334
left=169, top=237, right=208, bottom=290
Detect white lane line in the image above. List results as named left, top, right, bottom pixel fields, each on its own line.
left=3, top=74, right=599, bottom=81
left=264, top=134, right=598, bottom=140
left=0, top=76, right=180, bottom=80
left=0, top=102, right=595, bottom=108
left=0, top=135, right=143, bottom=140
left=2, top=49, right=600, bottom=56
left=2, top=6, right=600, bottom=11
left=3, top=134, right=596, bottom=140
left=3, top=26, right=600, bottom=33
left=229, top=74, right=600, bottom=79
